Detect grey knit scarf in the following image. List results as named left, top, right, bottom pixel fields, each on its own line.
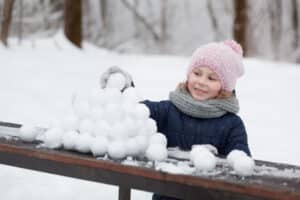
left=169, top=87, right=240, bottom=118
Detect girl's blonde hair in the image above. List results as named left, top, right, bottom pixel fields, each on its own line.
left=178, top=82, right=234, bottom=99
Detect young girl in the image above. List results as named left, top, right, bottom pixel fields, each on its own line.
left=101, top=40, right=251, bottom=200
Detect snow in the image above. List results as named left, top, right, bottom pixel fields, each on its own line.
left=0, top=33, right=300, bottom=199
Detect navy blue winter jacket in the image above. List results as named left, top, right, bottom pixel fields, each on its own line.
left=143, top=100, right=251, bottom=157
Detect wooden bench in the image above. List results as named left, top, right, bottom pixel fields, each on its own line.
left=0, top=122, right=300, bottom=200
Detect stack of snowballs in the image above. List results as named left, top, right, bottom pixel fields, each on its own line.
left=19, top=73, right=168, bottom=162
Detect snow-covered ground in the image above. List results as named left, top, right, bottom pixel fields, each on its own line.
left=0, top=34, right=300, bottom=199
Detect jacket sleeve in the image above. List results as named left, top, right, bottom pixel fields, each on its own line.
left=223, top=117, right=251, bottom=157
left=141, top=100, right=170, bottom=131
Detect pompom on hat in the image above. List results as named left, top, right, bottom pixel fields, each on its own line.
left=187, top=40, right=245, bottom=92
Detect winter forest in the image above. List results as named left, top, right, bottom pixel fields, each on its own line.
left=1, top=0, right=300, bottom=63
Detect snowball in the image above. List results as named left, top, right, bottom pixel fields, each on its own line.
left=74, top=133, right=93, bottom=153
left=227, top=150, right=248, bottom=167
left=61, top=114, right=79, bottom=131
left=90, top=107, right=104, bottom=122
left=125, top=138, right=140, bottom=156
left=93, top=120, right=110, bottom=138
left=42, top=127, right=64, bottom=149
left=122, top=87, right=140, bottom=103
left=149, top=133, right=167, bottom=147
left=106, top=73, right=126, bottom=91
left=232, top=156, right=255, bottom=176
left=108, top=140, right=127, bottom=159
left=103, top=103, right=122, bottom=124
left=78, top=118, right=95, bottom=134
left=103, top=88, right=123, bottom=104
left=19, top=125, right=38, bottom=142
left=122, top=118, right=138, bottom=138
left=88, top=88, right=105, bottom=107
left=62, top=130, right=78, bottom=150
left=145, top=118, right=157, bottom=135
left=90, top=136, right=109, bottom=156
left=192, top=150, right=216, bottom=171
left=146, top=144, right=168, bottom=162
left=135, top=135, right=149, bottom=153
left=132, top=103, right=150, bottom=120
left=190, top=145, right=210, bottom=161
left=109, top=122, right=125, bottom=140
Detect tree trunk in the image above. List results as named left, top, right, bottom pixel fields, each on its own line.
left=1, top=0, right=15, bottom=47
left=64, top=0, right=82, bottom=48
left=233, top=0, right=248, bottom=56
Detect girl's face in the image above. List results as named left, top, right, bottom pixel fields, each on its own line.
left=187, top=66, right=222, bottom=100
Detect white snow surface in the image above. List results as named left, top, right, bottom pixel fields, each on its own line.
left=1, top=33, right=300, bottom=199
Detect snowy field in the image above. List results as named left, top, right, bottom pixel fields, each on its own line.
left=0, top=34, right=300, bottom=199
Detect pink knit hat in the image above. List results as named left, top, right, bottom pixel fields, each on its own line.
left=187, top=40, right=245, bottom=91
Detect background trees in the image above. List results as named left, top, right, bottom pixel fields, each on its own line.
left=1, top=0, right=300, bottom=63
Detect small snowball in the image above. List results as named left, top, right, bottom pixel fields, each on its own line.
left=93, top=120, right=110, bottom=138
left=109, top=122, right=125, bottom=140
left=122, top=87, right=140, bottom=103
left=145, top=118, right=157, bottom=135
left=103, top=88, right=123, bottom=104
left=190, top=145, right=210, bottom=161
left=103, top=103, right=121, bottom=124
left=149, top=133, right=167, bottom=147
left=88, top=88, right=105, bottom=107
left=61, top=114, right=79, bottom=131
left=19, top=125, right=38, bottom=142
left=132, top=103, right=150, bottom=120
left=106, top=73, right=126, bottom=91
left=108, top=140, right=127, bottom=160
left=135, top=135, right=149, bottom=153
left=62, top=130, right=78, bottom=150
left=232, top=156, right=255, bottom=176
left=146, top=144, right=168, bottom=162
left=90, top=107, right=104, bottom=122
left=42, top=127, right=64, bottom=149
left=125, top=138, right=140, bottom=156
left=122, top=118, right=138, bottom=138
left=90, top=136, right=109, bottom=156
left=192, top=150, right=216, bottom=171
left=74, top=133, right=93, bottom=153
left=78, top=118, right=95, bottom=134
left=227, top=150, right=248, bottom=167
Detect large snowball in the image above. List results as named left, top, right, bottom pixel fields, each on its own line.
left=146, top=144, right=168, bottom=162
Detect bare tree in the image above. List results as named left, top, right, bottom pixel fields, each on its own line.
left=121, top=0, right=160, bottom=41
left=1, top=0, right=15, bottom=47
left=64, top=0, right=82, bottom=48
left=234, top=0, right=248, bottom=55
